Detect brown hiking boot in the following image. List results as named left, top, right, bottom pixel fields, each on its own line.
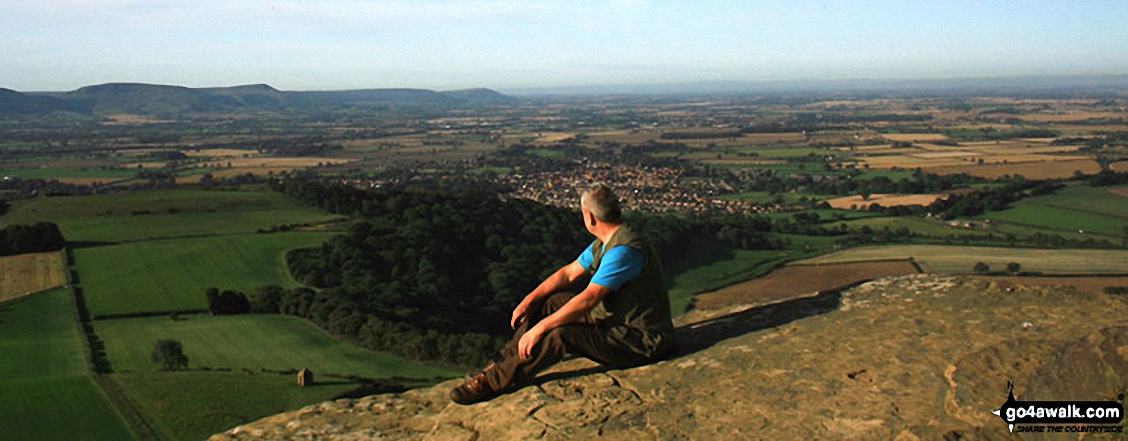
left=450, top=371, right=498, bottom=405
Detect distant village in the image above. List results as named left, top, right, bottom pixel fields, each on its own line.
left=494, top=164, right=759, bottom=214
left=345, top=163, right=792, bottom=215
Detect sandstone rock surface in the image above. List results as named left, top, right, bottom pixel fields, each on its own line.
left=211, top=275, right=1128, bottom=440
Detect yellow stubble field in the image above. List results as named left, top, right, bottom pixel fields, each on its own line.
left=855, top=137, right=1098, bottom=179
left=177, top=157, right=356, bottom=183
left=924, top=159, right=1102, bottom=179
left=0, top=251, right=65, bottom=303
left=882, top=133, right=949, bottom=142
left=824, top=194, right=948, bottom=209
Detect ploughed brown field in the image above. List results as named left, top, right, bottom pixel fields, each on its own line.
left=969, top=276, right=1128, bottom=295
left=692, top=259, right=921, bottom=310
left=0, top=251, right=65, bottom=303
left=824, top=193, right=947, bottom=209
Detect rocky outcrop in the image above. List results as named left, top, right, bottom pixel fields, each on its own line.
left=211, top=275, right=1128, bottom=440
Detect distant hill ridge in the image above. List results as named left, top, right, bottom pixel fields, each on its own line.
left=0, top=83, right=518, bottom=116
left=0, top=87, right=88, bottom=116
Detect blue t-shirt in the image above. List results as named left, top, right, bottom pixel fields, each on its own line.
left=576, top=243, right=645, bottom=291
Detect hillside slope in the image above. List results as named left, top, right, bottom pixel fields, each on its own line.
left=0, top=83, right=517, bottom=116
left=0, top=88, right=89, bottom=115
left=211, top=275, right=1128, bottom=440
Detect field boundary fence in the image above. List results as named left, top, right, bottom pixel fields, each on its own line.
left=92, top=309, right=210, bottom=321
left=63, top=247, right=167, bottom=441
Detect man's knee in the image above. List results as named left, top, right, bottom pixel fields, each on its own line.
left=534, top=326, right=578, bottom=359
left=540, top=291, right=575, bottom=316
left=541, top=326, right=567, bottom=348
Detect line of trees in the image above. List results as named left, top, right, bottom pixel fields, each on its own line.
left=247, top=285, right=503, bottom=366
left=972, top=262, right=1022, bottom=275
left=924, top=179, right=1062, bottom=218
left=205, top=288, right=250, bottom=315
left=0, top=222, right=65, bottom=256
left=730, top=168, right=985, bottom=198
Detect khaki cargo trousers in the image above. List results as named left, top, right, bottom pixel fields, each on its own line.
left=483, top=291, right=653, bottom=392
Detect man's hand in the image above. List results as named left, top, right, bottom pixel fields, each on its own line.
left=517, top=324, right=546, bottom=359
left=512, top=262, right=588, bottom=330
left=510, top=300, right=529, bottom=329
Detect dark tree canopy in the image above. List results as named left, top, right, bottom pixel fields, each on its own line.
left=151, top=339, right=189, bottom=370
left=0, top=222, right=65, bottom=256
left=277, top=179, right=590, bottom=335
left=205, top=288, right=251, bottom=315
left=262, top=178, right=785, bottom=366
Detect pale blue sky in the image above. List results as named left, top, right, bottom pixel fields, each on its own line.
left=3, top=0, right=1127, bottom=91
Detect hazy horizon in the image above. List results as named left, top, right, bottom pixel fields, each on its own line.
left=4, top=1, right=1128, bottom=92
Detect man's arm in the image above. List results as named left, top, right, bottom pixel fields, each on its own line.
left=511, top=261, right=588, bottom=329
left=518, top=282, right=611, bottom=359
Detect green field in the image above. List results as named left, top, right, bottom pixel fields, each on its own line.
left=108, top=371, right=358, bottom=441
left=986, top=221, right=1096, bottom=242
left=838, top=213, right=1098, bottom=243
left=75, top=232, right=336, bottom=316
left=465, top=166, right=511, bottom=175
left=736, top=146, right=826, bottom=158
left=978, top=184, right=1128, bottom=237
left=0, top=167, right=139, bottom=180
left=0, top=289, right=136, bottom=441
left=0, top=140, right=43, bottom=150
left=798, top=245, right=1128, bottom=274
left=762, top=209, right=883, bottom=223
left=23, top=189, right=460, bottom=440
left=526, top=148, right=568, bottom=158
left=735, top=162, right=852, bottom=175
left=95, top=314, right=462, bottom=440
left=839, top=216, right=982, bottom=237
left=60, top=209, right=342, bottom=243
left=0, top=189, right=344, bottom=242
left=718, top=190, right=833, bottom=205
left=95, top=314, right=461, bottom=378
left=774, top=233, right=840, bottom=252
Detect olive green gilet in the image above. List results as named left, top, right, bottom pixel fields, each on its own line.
left=588, top=224, right=675, bottom=358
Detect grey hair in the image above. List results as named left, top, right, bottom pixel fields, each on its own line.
left=580, top=183, right=622, bottom=223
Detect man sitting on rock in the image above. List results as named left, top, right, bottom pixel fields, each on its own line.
left=451, top=183, right=675, bottom=405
